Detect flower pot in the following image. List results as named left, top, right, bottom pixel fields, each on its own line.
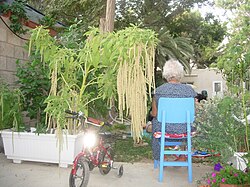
left=1, top=10, right=12, bottom=18
left=24, top=20, right=38, bottom=29
left=1, top=129, right=84, bottom=168
left=220, top=184, right=250, bottom=187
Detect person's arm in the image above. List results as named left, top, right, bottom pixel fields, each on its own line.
left=150, top=96, right=157, bottom=118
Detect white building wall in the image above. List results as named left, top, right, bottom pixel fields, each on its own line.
left=182, top=68, right=227, bottom=99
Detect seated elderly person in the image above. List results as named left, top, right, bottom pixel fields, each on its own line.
left=150, top=59, right=197, bottom=161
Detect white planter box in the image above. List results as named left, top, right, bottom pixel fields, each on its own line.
left=0, top=132, right=4, bottom=153
left=1, top=129, right=84, bottom=168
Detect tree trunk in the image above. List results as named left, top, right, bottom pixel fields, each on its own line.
left=99, top=17, right=106, bottom=33
left=105, top=0, right=115, bottom=32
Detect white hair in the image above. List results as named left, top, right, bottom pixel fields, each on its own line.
left=162, top=59, right=184, bottom=82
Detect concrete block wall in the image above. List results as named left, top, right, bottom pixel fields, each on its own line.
left=0, top=17, right=29, bottom=87
left=0, top=17, right=36, bottom=126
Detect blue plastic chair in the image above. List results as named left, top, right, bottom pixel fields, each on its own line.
left=154, top=97, right=195, bottom=183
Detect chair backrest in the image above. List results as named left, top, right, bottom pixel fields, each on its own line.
left=157, top=97, right=195, bottom=123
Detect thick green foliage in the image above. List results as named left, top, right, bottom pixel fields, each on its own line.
left=194, top=95, right=250, bottom=163
left=16, top=55, right=50, bottom=127
left=168, top=11, right=227, bottom=68
left=0, top=81, right=25, bottom=131
left=214, top=1, right=250, bottom=151
left=0, top=0, right=28, bottom=34
left=32, top=0, right=104, bottom=26
left=29, top=26, right=157, bottom=138
left=27, top=0, right=210, bottom=71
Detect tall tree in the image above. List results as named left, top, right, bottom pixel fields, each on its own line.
left=115, top=0, right=209, bottom=30
left=27, top=0, right=212, bottom=71
left=168, top=11, right=227, bottom=68
left=28, top=0, right=105, bottom=27
left=115, top=0, right=208, bottom=69
left=215, top=0, right=250, bottom=151
left=105, top=0, right=116, bottom=32
left=115, top=0, right=226, bottom=69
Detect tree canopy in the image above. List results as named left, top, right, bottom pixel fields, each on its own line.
left=26, top=0, right=227, bottom=70
left=215, top=0, right=250, bottom=87
left=168, top=11, right=227, bottom=68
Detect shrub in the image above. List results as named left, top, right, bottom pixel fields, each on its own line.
left=16, top=55, right=50, bottom=128
left=194, top=95, right=249, bottom=163
left=0, top=80, right=25, bottom=131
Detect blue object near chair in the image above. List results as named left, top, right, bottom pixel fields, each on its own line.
left=154, top=97, right=195, bottom=183
left=143, top=129, right=152, bottom=138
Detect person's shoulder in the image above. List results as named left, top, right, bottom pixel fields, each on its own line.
left=181, top=83, right=192, bottom=88
left=155, top=83, right=169, bottom=94
left=181, top=84, right=195, bottom=90
left=156, top=83, right=168, bottom=90
left=180, top=84, right=197, bottom=96
left=157, top=83, right=191, bottom=91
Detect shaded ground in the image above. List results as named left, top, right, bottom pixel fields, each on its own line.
left=0, top=153, right=213, bottom=187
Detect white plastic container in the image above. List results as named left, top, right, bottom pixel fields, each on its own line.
left=1, top=129, right=84, bottom=168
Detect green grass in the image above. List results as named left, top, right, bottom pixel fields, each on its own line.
left=103, top=123, right=153, bottom=163
left=111, top=132, right=223, bottom=165
left=113, top=136, right=153, bottom=163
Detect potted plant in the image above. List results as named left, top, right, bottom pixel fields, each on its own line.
left=198, top=163, right=250, bottom=187
left=1, top=24, right=157, bottom=167
left=0, top=0, right=28, bottom=34
left=0, top=78, right=84, bottom=168
left=28, top=25, right=157, bottom=142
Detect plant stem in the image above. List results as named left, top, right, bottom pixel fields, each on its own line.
left=240, top=66, right=249, bottom=152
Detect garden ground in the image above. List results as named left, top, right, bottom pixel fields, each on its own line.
left=0, top=153, right=213, bottom=187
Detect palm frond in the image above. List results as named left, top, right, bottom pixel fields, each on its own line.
left=156, top=31, right=193, bottom=73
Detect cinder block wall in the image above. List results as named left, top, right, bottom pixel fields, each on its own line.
left=0, top=17, right=29, bottom=87
left=0, top=17, right=36, bottom=126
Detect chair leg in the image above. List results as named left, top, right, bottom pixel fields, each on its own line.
left=159, top=162, right=164, bottom=182
left=159, top=152, right=164, bottom=182
left=188, top=153, right=192, bottom=183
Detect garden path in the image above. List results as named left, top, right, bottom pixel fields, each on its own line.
left=0, top=153, right=212, bottom=187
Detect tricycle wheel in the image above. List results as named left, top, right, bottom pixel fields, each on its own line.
left=99, top=146, right=113, bottom=175
left=69, top=158, right=90, bottom=187
left=117, top=164, right=123, bottom=178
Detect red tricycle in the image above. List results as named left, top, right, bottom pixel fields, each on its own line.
left=66, top=110, right=123, bottom=187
